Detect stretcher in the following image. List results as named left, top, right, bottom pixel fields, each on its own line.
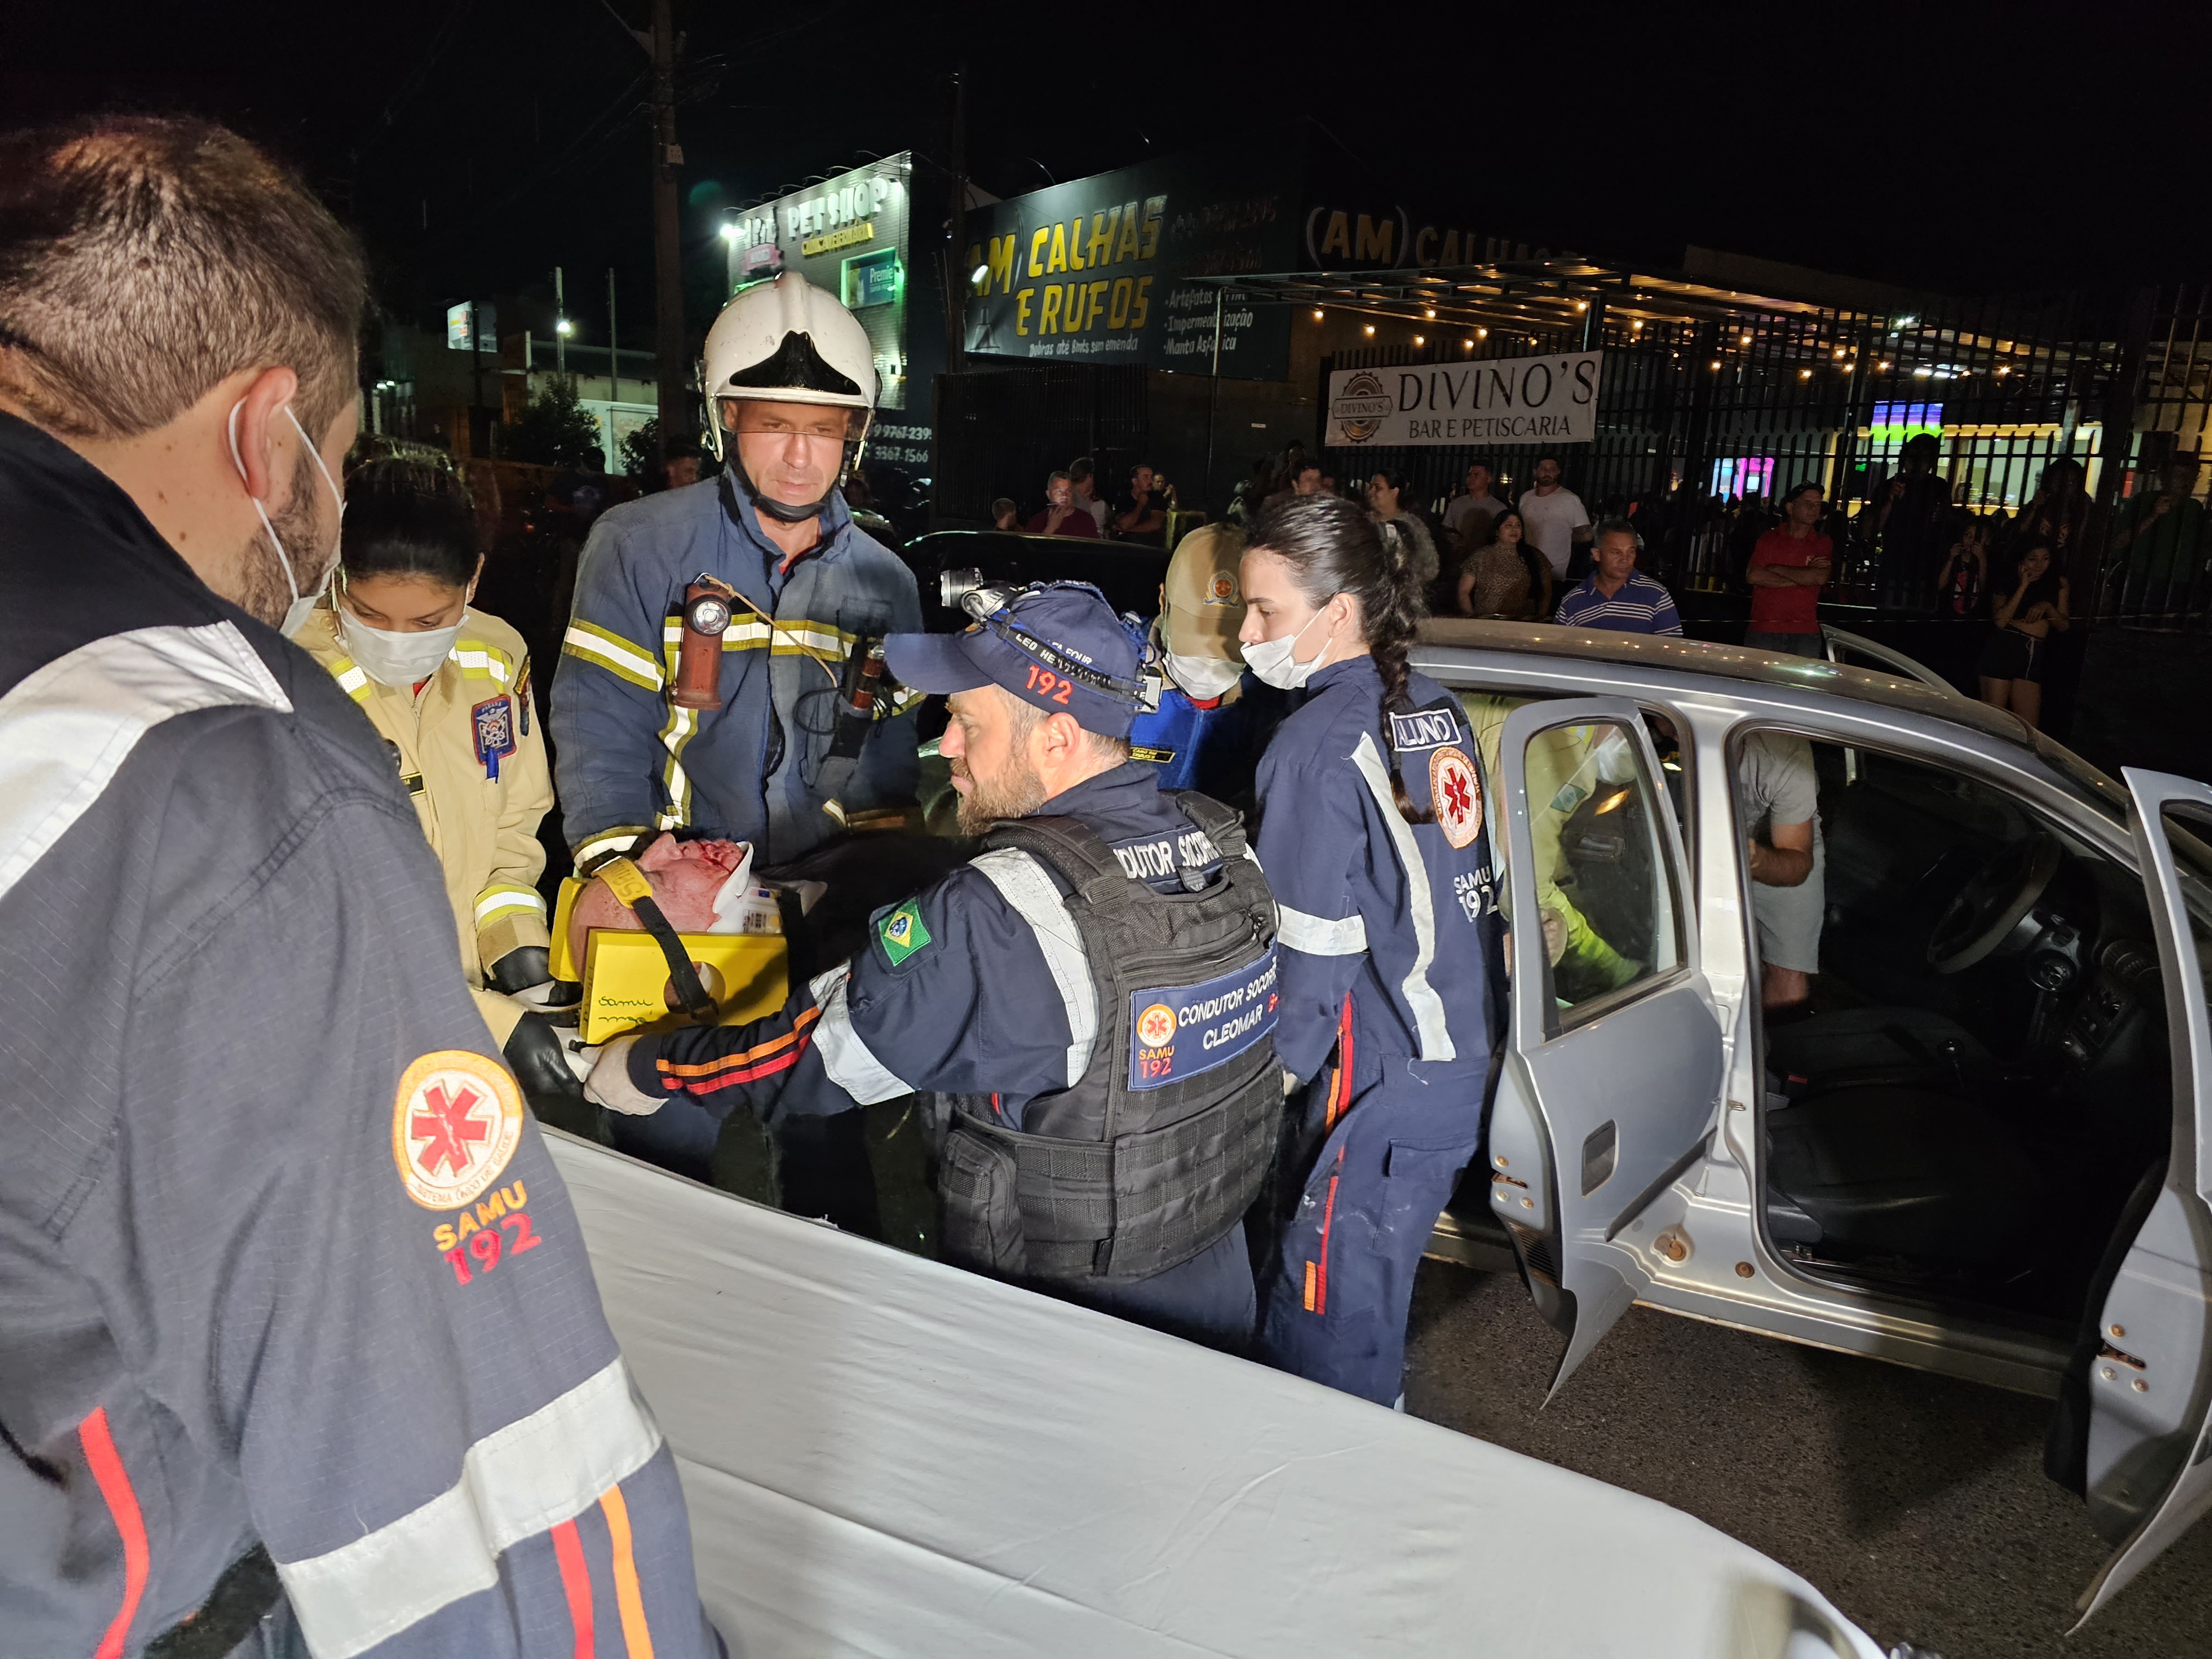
left=545, top=1130, right=1886, bottom=1658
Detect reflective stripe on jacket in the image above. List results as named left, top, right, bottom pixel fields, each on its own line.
left=0, top=409, right=717, bottom=1658
left=296, top=604, right=553, bottom=1027
left=1254, top=656, right=1505, bottom=1082
left=551, top=475, right=923, bottom=866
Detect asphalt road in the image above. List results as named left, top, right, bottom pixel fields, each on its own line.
left=1401, top=1259, right=2212, bottom=1659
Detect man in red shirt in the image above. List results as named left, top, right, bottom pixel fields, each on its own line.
left=1025, top=469, right=1102, bottom=537
left=1745, top=482, right=1830, bottom=655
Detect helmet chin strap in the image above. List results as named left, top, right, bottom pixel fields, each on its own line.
left=728, top=440, right=865, bottom=525
left=731, top=452, right=831, bottom=524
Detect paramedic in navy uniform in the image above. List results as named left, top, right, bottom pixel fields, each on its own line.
left=582, top=583, right=1282, bottom=1350
left=1237, top=494, right=1507, bottom=1405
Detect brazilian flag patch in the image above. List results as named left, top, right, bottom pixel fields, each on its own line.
left=876, top=899, right=933, bottom=967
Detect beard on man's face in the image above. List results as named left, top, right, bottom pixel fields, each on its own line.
left=236, top=451, right=333, bottom=627
left=950, top=750, right=1047, bottom=834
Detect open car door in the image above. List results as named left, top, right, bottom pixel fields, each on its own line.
left=1489, top=697, right=1725, bottom=1397
left=2074, top=768, right=2212, bottom=1624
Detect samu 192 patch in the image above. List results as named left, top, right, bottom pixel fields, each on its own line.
left=875, top=898, right=933, bottom=967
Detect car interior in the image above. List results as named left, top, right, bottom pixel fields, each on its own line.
left=1425, top=684, right=2187, bottom=1350
left=1748, top=731, right=2178, bottom=1337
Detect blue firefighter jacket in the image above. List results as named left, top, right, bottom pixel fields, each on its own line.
left=552, top=474, right=923, bottom=868
left=1129, top=681, right=1248, bottom=796
left=1255, top=655, right=1505, bottom=1083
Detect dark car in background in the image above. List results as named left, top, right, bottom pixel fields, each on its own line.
left=899, top=530, right=1172, bottom=632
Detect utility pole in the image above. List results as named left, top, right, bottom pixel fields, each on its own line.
left=945, top=64, right=968, bottom=375
left=649, top=0, right=686, bottom=457
left=607, top=268, right=620, bottom=402
left=554, top=265, right=567, bottom=374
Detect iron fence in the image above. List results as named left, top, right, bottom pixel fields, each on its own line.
left=1322, top=285, right=2143, bottom=615
left=929, top=363, right=1149, bottom=526
left=2099, top=286, right=2212, bottom=629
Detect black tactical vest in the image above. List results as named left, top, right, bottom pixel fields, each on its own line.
left=935, top=792, right=1282, bottom=1285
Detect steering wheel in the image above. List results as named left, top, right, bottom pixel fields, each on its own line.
left=1927, top=831, right=2063, bottom=974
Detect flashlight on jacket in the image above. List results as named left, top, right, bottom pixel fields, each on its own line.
left=829, top=639, right=887, bottom=757
left=672, top=577, right=736, bottom=711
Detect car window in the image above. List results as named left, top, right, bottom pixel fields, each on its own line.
left=1520, top=718, right=1686, bottom=1026
left=1460, top=688, right=1692, bottom=909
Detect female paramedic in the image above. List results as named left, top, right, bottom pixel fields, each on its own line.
left=295, top=458, right=581, bottom=1118
left=1238, top=493, right=1507, bottom=1405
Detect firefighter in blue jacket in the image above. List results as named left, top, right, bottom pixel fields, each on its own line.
left=1237, top=494, right=1507, bottom=1405
left=581, top=584, right=1282, bottom=1350
left=552, top=273, right=922, bottom=1218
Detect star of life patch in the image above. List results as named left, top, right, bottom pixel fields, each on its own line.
left=876, top=898, right=932, bottom=967
left=1430, top=745, right=1484, bottom=849
left=391, top=1050, right=525, bottom=1211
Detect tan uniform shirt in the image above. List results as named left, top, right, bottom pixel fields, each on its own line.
left=296, top=605, right=552, bottom=1041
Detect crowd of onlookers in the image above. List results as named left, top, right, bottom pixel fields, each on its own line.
left=990, top=456, right=1174, bottom=546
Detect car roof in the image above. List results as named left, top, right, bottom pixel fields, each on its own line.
left=1415, top=618, right=2135, bottom=823
left=1418, top=618, right=2020, bottom=737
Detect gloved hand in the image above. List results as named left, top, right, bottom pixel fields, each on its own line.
left=582, top=1034, right=666, bottom=1117
left=502, top=1013, right=597, bottom=1138
left=487, top=945, right=551, bottom=992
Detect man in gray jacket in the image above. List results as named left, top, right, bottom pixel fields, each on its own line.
left=0, top=117, right=717, bottom=1659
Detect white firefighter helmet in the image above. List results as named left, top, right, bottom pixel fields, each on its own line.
left=700, top=273, right=878, bottom=522
left=700, top=272, right=877, bottom=451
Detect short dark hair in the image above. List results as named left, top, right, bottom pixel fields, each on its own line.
left=1535, top=452, right=1564, bottom=469
left=0, top=117, right=364, bottom=440
left=1069, top=456, right=1095, bottom=482
left=1294, top=460, right=1321, bottom=479
left=1593, top=516, right=1639, bottom=547
left=1782, top=481, right=1823, bottom=507
left=340, top=458, right=478, bottom=588
left=1130, top=460, right=1154, bottom=477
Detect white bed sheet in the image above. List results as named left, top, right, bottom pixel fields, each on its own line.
left=547, top=1131, right=1882, bottom=1659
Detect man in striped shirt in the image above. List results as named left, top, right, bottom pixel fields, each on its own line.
left=1554, top=519, right=1685, bottom=635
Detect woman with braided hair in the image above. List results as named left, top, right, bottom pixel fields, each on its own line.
left=1238, top=493, right=1507, bottom=1403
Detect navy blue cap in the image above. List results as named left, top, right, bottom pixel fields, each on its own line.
left=886, top=581, right=1145, bottom=739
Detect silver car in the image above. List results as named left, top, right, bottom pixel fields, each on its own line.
left=1412, top=617, right=2212, bottom=1626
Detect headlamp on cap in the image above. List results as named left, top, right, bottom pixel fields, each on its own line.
left=961, top=583, right=1147, bottom=709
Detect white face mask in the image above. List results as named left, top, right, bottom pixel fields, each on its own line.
left=228, top=399, right=346, bottom=638
left=337, top=606, right=465, bottom=688
left=1164, top=648, right=1245, bottom=702
left=1243, top=607, right=1332, bottom=691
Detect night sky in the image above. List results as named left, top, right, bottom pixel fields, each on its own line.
left=4, top=0, right=2204, bottom=351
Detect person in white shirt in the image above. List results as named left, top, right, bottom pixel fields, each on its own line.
left=1069, top=457, right=1110, bottom=533
left=1441, top=461, right=1506, bottom=545
left=1517, top=453, right=1592, bottom=581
